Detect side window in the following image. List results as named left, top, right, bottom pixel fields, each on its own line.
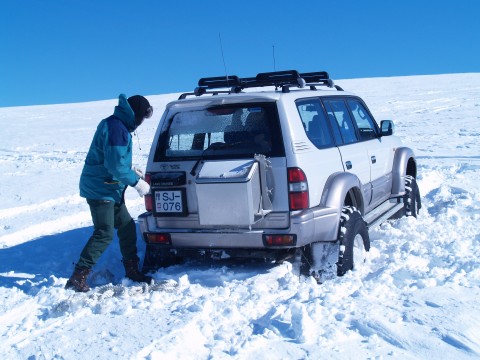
left=323, top=99, right=358, bottom=145
left=296, top=98, right=334, bottom=148
left=347, top=99, right=378, bottom=141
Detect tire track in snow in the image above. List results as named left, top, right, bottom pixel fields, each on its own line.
left=0, top=212, right=92, bottom=248
left=0, top=195, right=84, bottom=220
left=0, top=196, right=145, bottom=248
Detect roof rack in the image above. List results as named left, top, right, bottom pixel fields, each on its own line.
left=198, top=75, right=241, bottom=88
left=179, top=70, right=342, bottom=99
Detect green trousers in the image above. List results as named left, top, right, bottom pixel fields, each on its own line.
left=76, top=199, right=138, bottom=270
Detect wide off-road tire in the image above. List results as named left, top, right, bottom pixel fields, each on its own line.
left=337, top=207, right=370, bottom=276
left=300, top=206, right=370, bottom=281
left=404, top=175, right=421, bottom=218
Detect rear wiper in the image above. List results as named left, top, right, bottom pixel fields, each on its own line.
left=190, top=142, right=233, bottom=176
left=190, top=157, right=203, bottom=176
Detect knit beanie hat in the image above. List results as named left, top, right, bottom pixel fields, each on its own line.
left=127, top=95, right=152, bottom=125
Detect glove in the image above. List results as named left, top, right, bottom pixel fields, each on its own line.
left=132, top=166, right=144, bottom=179
left=134, top=178, right=150, bottom=197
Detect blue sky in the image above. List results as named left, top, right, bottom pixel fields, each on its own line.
left=1, top=0, right=479, bottom=107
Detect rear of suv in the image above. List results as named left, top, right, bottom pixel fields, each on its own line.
left=138, top=70, right=420, bottom=280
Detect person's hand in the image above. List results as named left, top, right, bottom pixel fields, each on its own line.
left=132, top=166, right=144, bottom=179
left=134, top=178, right=150, bottom=197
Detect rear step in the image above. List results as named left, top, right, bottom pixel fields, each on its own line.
left=364, top=200, right=404, bottom=230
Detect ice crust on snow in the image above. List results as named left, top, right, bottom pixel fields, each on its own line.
left=1, top=74, right=480, bottom=359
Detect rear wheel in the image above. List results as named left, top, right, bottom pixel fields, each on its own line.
left=299, top=206, right=370, bottom=281
left=336, top=207, right=370, bottom=276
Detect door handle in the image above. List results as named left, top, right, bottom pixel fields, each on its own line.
left=345, top=161, right=352, bottom=170
left=371, top=156, right=376, bottom=164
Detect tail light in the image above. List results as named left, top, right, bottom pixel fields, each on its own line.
left=144, top=233, right=171, bottom=244
left=263, top=234, right=297, bottom=246
left=288, top=167, right=309, bottom=210
left=145, top=173, right=153, bottom=212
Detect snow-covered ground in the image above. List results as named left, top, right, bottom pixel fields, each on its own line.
left=1, top=73, right=479, bottom=359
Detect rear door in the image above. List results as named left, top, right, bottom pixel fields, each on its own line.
left=294, top=98, right=344, bottom=207
left=322, top=98, right=372, bottom=204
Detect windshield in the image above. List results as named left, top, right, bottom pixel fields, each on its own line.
left=154, top=102, right=284, bottom=161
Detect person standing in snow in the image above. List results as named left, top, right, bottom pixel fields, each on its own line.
left=65, top=94, right=153, bottom=292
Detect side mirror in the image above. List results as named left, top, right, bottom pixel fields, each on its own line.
left=380, top=120, right=395, bottom=136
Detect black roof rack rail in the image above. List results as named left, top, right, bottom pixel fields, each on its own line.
left=178, top=75, right=239, bottom=99
left=240, top=77, right=257, bottom=84
left=179, top=70, right=341, bottom=99
left=300, top=71, right=334, bottom=88
left=198, top=75, right=241, bottom=88
left=255, top=70, right=304, bottom=88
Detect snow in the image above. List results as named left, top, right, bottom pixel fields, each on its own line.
left=1, top=73, right=480, bottom=359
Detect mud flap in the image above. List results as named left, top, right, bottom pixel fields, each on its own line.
left=142, top=244, right=179, bottom=273
left=298, top=241, right=339, bottom=283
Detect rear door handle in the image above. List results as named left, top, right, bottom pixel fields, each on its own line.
left=345, top=161, right=352, bottom=170
left=371, top=156, right=376, bottom=164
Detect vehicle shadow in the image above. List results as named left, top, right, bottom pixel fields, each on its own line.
left=0, top=225, right=276, bottom=293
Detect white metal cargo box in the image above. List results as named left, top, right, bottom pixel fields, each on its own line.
left=195, top=160, right=261, bottom=226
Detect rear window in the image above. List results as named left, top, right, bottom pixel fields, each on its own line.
left=154, top=102, right=284, bottom=161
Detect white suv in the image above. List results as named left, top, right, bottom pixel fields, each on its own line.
left=138, top=70, right=420, bottom=280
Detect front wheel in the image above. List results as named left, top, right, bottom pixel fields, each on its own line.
left=404, top=175, right=421, bottom=218
left=337, top=207, right=370, bottom=276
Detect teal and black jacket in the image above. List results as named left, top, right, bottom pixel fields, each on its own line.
left=79, top=94, right=141, bottom=203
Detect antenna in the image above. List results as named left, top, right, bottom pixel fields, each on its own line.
left=218, top=33, right=229, bottom=82
left=272, top=45, right=276, bottom=71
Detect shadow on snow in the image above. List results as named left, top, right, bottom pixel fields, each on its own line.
left=0, top=224, right=275, bottom=293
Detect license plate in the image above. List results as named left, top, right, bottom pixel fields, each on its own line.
left=154, top=189, right=187, bottom=216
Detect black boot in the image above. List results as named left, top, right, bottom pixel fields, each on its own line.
left=65, top=267, right=91, bottom=292
left=123, top=258, right=153, bottom=284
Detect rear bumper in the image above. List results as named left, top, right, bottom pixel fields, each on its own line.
left=138, top=206, right=339, bottom=250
